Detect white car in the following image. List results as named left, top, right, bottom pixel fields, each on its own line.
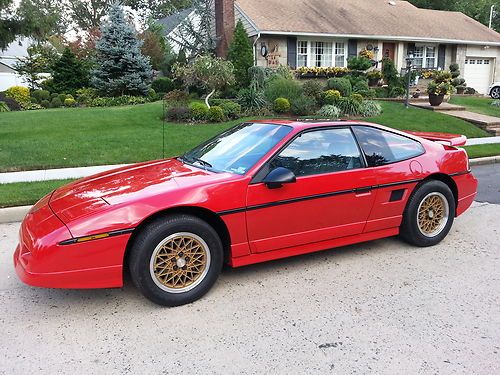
left=488, top=83, right=500, bottom=99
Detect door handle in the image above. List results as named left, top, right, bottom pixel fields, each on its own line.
left=354, top=187, right=372, bottom=195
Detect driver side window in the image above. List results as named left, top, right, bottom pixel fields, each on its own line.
left=269, top=128, right=363, bottom=177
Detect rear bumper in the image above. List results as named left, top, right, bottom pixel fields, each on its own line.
left=453, top=172, right=478, bottom=217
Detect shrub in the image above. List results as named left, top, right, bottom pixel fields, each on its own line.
left=388, top=86, right=406, bottom=98
left=148, top=88, right=158, bottom=101
left=151, top=77, right=174, bottom=94
left=31, top=89, right=50, bottom=103
left=76, top=88, right=99, bottom=104
left=217, top=100, right=242, bottom=119
left=350, top=93, right=363, bottom=104
left=264, top=77, right=303, bottom=102
left=290, top=95, right=316, bottom=116
left=64, top=98, right=77, bottom=107
left=50, top=93, right=60, bottom=99
left=322, top=89, right=341, bottom=105
left=58, top=94, right=67, bottom=103
left=51, top=97, right=63, bottom=108
left=189, top=102, right=209, bottom=120
left=452, top=78, right=465, bottom=87
left=207, top=106, right=225, bottom=122
left=353, top=80, right=370, bottom=96
left=491, top=100, right=500, bottom=107
left=359, top=101, right=382, bottom=117
left=165, top=90, right=189, bottom=104
left=347, top=56, right=372, bottom=71
left=0, top=102, right=10, bottom=112
left=336, top=97, right=362, bottom=117
left=0, top=93, right=21, bottom=111
left=40, top=99, right=51, bottom=108
left=381, top=58, right=399, bottom=86
left=302, top=80, right=325, bottom=100
left=167, top=106, right=191, bottom=121
left=316, top=104, right=340, bottom=118
left=273, top=97, right=291, bottom=113
left=327, top=78, right=352, bottom=96
left=5, top=86, right=30, bottom=108
left=464, top=87, right=476, bottom=94
left=237, top=87, right=268, bottom=111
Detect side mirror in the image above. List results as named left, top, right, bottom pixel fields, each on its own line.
left=262, top=167, right=296, bottom=189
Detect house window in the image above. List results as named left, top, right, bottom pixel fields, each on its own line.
left=297, top=41, right=308, bottom=67
left=297, top=40, right=346, bottom=68
left=425, top=47, right=436, bottom=68
left=412, top=45, right=436, bottom=68
left=335, top=43, right=346, bottom=67
left=484, top=59, right=490, bottom=64
left=312, top=42, right=332, bottom=67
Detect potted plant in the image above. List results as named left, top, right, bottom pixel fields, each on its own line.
left=427, top=71, right=454, bottom=106
left=367, top=70, right=383, bottom=86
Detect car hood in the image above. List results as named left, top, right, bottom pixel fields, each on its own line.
left=49, top=158, right=218, bottom=223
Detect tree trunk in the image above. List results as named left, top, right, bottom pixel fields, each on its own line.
left=205, top=89, right=215, bottom=109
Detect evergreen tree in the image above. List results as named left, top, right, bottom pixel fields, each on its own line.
left=52, top=47, right=89, bottom=92
left=91, top=3, right=152, bottom=96
left=227, top=20, right=253, bottom=88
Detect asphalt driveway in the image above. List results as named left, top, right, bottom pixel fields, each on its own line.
left=0, top=202, right=499, bottom=374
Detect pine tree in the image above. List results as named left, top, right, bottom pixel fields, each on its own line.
left=52, top=47, right=89, bottom=93
left=91, top=3, right=152, bottom=96
left=227, top=20, right=253, bottom=88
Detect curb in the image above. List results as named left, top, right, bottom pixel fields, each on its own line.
left=0, top=157, right=498, bottom=224
left=469, top=155, right=500, bottom=166
left=0, top=205, right=31, bottom=224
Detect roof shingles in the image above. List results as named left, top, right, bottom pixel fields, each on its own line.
left=236, top=0, right=500, bottom=44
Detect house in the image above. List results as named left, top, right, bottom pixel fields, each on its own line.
left=0, top=38, right=34, bottom=90
left=157, top=7, right=199, bottom=54
left=165, top=0, right=500, bottom=94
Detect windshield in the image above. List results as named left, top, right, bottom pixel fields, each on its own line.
left=181, top=122, right=292, bottom=175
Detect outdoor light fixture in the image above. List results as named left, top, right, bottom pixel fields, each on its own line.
left=260, top=43, right=268, bottom=57
left=374, top=46, right=380, bottom=53
left=405, top=54, right=414, bottom=109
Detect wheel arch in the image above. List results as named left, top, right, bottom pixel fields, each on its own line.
left=422, top=173, right=458, bottom=214
left=123, top=206, right=232, bottom=274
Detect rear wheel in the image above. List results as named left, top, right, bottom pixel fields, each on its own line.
left=491, top=87, right=500, bottom=99
left=129, top=215, right=223, bottom=306
left=400, top=180, right=455, bottom=247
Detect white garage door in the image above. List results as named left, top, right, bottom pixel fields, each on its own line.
left=464, top=58, right=493, bottom=94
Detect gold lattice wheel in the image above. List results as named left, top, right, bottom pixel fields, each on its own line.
left=417, top=192, right=449, bottom=238
left=149, top=232, right=211, bottom=293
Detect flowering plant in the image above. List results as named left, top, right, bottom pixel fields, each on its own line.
left=427, top=81, right=454, bottom=95
left=359, top=49, right=374, bottom=60
left=296, top=66, right=349, bottom=78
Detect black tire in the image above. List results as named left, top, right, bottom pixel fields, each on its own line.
left=490, top=86, right=500, bottom=99
left=129, top=214, right=223, bottom=306
left=400, top=180, right=455, bottom=247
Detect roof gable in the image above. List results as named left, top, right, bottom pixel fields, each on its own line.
left=157, top=7, right=195, bottom=35
left=236, top=0, right=500, bottom=44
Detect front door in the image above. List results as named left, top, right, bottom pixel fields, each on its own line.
left=246, top=127, right=376, bottom=253
left=383, top=43, right=396, bottom=61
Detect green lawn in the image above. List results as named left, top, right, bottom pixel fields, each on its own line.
left=449, top=96, right=500, bottom=117
left=463, top=143, right=500, bottom=159
left=0, top=179, right=74, bottom=208
left=0, top=100, right=489, bottom=172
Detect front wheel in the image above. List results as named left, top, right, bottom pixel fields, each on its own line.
left=400, top=180, right=455, bottom=247
left=129, top=215, right=223, bottom=306
left=490, top=87, right=500, bottom=99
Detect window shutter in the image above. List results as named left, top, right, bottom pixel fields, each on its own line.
left=348, top=39, right=357, bottom=58
left=407, top=42, right=416, bottom=55
left=287, top=36, right=297, bottom=69
left=438, top=45, right=446, bottom=69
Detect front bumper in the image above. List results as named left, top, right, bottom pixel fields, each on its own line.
left=13, top=195, right=129, bottom=289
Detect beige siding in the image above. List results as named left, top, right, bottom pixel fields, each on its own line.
left=255, top=36, right=288, bottom=67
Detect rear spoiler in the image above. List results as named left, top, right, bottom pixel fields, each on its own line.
left=404, top=131, right=467, bottom=147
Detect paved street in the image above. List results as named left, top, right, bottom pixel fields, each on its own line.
left=0, top=199, right=499, bottom=374
left=472, top=163, right=500, bottom=204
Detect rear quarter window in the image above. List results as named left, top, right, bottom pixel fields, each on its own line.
left=352, top=126, right=425, bottom=167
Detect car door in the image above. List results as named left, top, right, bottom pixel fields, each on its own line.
left=246, top=127, right=376, bottom=253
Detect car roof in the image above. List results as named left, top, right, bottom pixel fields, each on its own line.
left=251, top=119, right=374, bottom=131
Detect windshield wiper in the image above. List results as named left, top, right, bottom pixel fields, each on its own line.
left=180, top=155, right=213, bottom=169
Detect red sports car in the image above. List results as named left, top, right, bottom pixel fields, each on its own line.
left=14, top=120, right=477, bottom=306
